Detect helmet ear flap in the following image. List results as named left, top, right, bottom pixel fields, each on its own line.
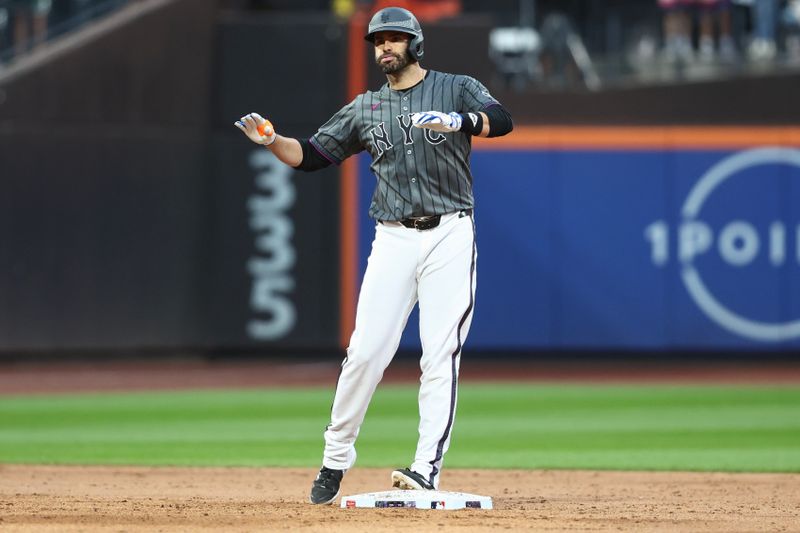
left=409, top=34, right=424, bottom=61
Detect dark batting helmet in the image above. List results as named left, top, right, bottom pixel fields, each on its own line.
left=364, top=7, right=424, bottom=61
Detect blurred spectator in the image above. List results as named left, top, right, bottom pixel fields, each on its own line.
left=746, top=0, right=778, bottom=62
left=659, top=0, right=737, bottom=64
left=529, top=11, right=600, bottom=90
left=11, top=0, right=51, bottom=55
left=332, top=0, right=356, bottom=19
left=538, top=13, right=579, bottom=88
left=697, top=0, right=736, bottom=63
left=659, top=0, right=694, bottom=63
left=0, top=2, right=9, bottom=62
left=785, top=0, right=800, bottom=62
left=1, top=0, right=146, bottom=63
left=489, top=24, right=539, bottom=90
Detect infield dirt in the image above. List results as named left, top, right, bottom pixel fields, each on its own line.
left=2, top=359, right=800, bottom=531
left=1, top=464, right=799, bottom=532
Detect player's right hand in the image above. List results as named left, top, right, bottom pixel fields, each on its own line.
left=234, top=113, right=276, bottom=146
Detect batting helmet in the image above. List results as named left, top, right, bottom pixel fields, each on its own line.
left=364, top=7, right=425, bottom=61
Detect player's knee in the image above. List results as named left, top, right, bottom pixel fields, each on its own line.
left=419, top=361, right=457, bottom=383
left=420, top=341, right=463, bottom=372
left=343, top=347, right=383, bottom=371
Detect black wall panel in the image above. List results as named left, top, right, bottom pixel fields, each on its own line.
left=206, top=12, right=346, bottom=349
left=0, top=5, right=347, bottom=353
left=0, top=132, right=208, bottom=349
left=203, top=136, right=340, bottom=349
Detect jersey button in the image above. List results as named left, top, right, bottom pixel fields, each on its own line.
left=406, top=149, right=412, bottom=155
left=411, top=178, right=416, bottom=183
left=403, top=96, right=408, bottom=101
left=403, top=106, right=408, bottom=111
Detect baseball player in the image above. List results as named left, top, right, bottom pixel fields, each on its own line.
left=234, top=6, right=513, bottom=505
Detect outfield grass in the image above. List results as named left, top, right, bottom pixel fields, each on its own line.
left=1, top=383, right=799, bottom=472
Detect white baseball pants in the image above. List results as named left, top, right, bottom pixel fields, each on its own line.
left=321, top=210, right=477, bottom=489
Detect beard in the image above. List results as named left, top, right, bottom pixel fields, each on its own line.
left=376, top=51, right=413, bottom=74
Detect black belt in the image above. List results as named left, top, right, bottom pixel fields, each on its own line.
left=397, top=209, right=472, bottom=231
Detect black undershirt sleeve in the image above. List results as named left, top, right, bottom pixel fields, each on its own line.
left=483, top=105, right=514, bottom=138
left=293, top=138, right=333, bottom=172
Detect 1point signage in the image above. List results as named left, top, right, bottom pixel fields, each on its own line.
left=645, top=147, right=800, bottom=342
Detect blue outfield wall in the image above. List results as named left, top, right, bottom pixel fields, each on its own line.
left=357, top=146, right=800, bottom=351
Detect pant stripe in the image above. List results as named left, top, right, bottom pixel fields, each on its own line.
left=323, top=352, right=349, bottom=451
left=428, top=218, right=477, bottom=484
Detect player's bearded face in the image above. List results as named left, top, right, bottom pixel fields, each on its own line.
left=376, top=50, right=411, bottom=73
left=374, top=33, right=413, bottom=74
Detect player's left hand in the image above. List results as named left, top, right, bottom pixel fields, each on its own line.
left=411, top=111, right=462, bottom=133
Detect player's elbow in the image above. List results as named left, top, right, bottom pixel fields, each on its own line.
left=294, top=139, right=334, bottom=171
left=485, top=105, right=513, bottom=138
left=493, top=115, right=513, bottom=137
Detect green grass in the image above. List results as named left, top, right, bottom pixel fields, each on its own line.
left=1, top=383, right=799, bottom=472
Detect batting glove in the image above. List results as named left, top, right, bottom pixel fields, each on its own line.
left=411, top=111, right=463, bottom=133
left=234, top=112, right=276, bottom=146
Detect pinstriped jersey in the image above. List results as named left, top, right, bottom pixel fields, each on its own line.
left=310, top=70, right=500, bottom=221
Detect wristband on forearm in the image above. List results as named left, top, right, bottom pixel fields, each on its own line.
left=458, top=112, right=484, bottom=136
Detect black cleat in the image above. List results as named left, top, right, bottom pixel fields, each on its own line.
left=391, top=468, right=435, bottom=490
left=309, top=467, right=343, bottom=505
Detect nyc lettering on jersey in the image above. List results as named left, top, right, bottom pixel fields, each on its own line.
left=369, top=115, right=446, bottom=156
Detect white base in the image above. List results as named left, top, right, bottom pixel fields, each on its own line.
left=340, top=490, right=492, bottom=510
